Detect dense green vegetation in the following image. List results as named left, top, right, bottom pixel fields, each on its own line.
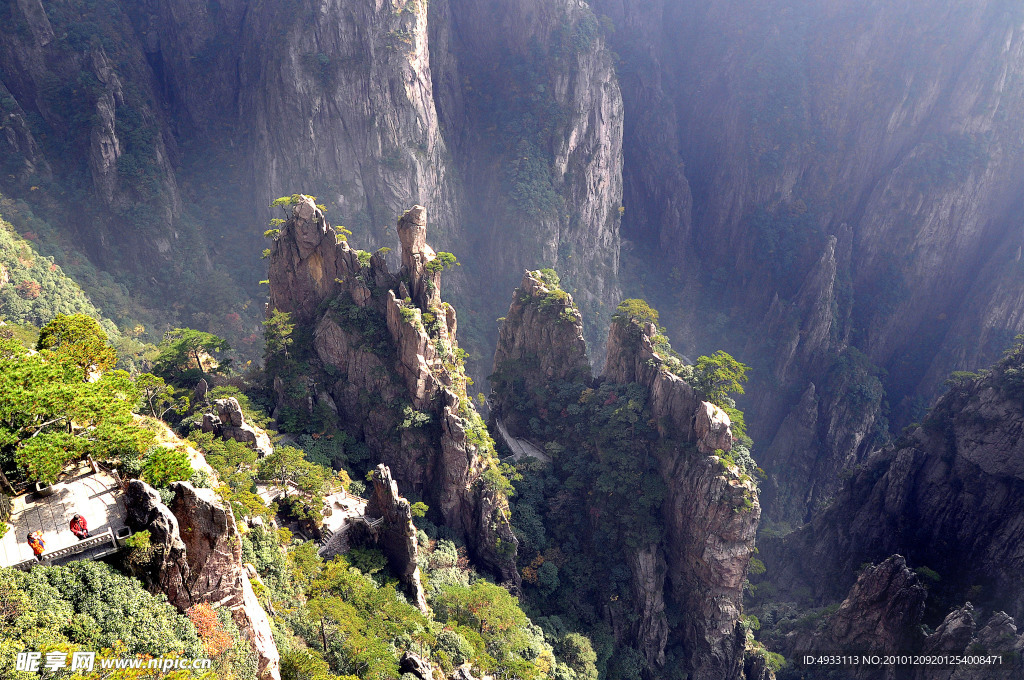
left=0, top=289, right=580, bottom=680
left=0, top=560, right=207, bottom=678
left=0, top=329, right=151, bottom=486
left=0, top=212, right=117, bottom=337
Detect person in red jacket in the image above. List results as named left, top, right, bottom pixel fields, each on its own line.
left=26, top=531, right=45, bottom=561
left=70, top=514, right=89, bottom=540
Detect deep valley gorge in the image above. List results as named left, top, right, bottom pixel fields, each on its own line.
left=2, top=1, right=1024, bottom=679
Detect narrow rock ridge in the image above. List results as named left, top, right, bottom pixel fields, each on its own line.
left=492, top=283, right=761, bottom=678
left=607, top=318, right=761, bottom=678
left=605, top=318, right=761, bottom=678
left=366, top=463, right=428, bottom=612
left=267, top=197, right=518, bottom=584
left=124, top=480, right=281, bottom=680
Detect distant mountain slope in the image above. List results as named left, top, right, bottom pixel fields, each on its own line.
left=0, top=198, right=117, bottom=336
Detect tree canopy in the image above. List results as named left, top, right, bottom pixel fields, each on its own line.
left=693, top=350, right=750, bottom=405
left=612, top=299, right=659, bottom=327
left=0, top=560, right=203, bottom=674
left=153, top=328, right=231, bottom=382
left=0, top=338, right=151, bottom=484
left=36, top=313, right=117, bottom=373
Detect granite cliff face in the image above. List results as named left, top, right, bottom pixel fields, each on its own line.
left=125, top=480, right=281, bottom=680
left=267, top=197, right=518, bottom=583
left=491, top=274, right=761, bottom=679
left=588, top=0, right=1024, bottom=525
left=0, top=0, right=182, bottom=271
left=0, top=0, right=624, bottom=371
left=760, top=555, right=1024, bottom=680
left=365, top=463, right=428, bottom=612
left=120, top=0, right=458, bottom=247
left=604, top=318, right=761, bottom=680
left=490, top=270, right=591, bottom=439
left=429, top=0, right=624, bottom=357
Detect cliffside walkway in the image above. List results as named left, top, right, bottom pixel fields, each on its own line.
left=495, top=419, right=551, bottom=463
left=0, top=463, right=129, bottom=570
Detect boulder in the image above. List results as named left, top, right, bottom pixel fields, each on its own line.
left=125, top=480, right=281, bottom=680
left=201, top=397, right=273, bottom=457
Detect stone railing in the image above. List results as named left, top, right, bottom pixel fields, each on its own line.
left=356, top=516, right=384, bottom=529
left=43, top=528, right=117, bottom=564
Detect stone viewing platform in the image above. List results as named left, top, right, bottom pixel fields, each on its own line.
left=0, top=462, right=130, bottom=570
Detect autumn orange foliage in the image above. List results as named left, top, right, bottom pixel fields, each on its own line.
left=186, top=603, right=233, bottom=657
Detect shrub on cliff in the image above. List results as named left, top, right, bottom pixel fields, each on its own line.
left=153, top=327, right=231, bottom=384
left=612, top=298, right=659, bottom=327
left=693, top=350, right=749, bottom=406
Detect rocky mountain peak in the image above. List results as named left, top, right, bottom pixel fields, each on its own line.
left=269, top=203, right=518, bottom=585
left=490, top=270, right=591, bottom=437
left=763, top=345, right=1024, bottom=626
left=800, top=555, right=927, bottom=656
left=397, top=205, right=441, bottom=309
left=267, top=195, right=360, bottom=325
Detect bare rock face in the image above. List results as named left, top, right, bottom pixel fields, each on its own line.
left=267, top=197, right=362, bottom=326
left=366, top=464, right=428, bottom=612
left=0, top=0, right=181, bottom=273
left=695, top=401, right=734, bottom=454
left=608, top=319, right=757, bottom=679
left=430, top=0, right=624, bottom=353
left=788, top=556, right=927, bottom=662
left=268, top=201, right=518, bottom=585
left=491, top=271, right=592, bottom=437
left=397, top=206, right=441, bottom=310
left=124, top=480, right=190, bottom=605
left=494, top=291, right=758, bottom=678
left=631, top=546, right=669, bottom=668
left=764, top=359, right=1024, bottom=624
left=124, top=480, right=281, bottom=680
left=201, top=397, right=272, bottom=457
left=399, top=651, right=433, bottom=680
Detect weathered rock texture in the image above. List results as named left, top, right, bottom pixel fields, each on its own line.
left=1, top=0, right=624, bottom=384
left=606, top=319, right=761, bottom=680
left=429, top=0, right=624, bottom=359
left=201, top=397, right=273, bottom=457
left=788, top=556, right=927, bottom=662
left=913, top=607, right=1024, bottom=680
left=763, top=350, right=1024, bottom=626
left=366, top=463, right=428, bottom=612
left=267, top=197, right=518, bottom=584
left=587, top=0, right=1024, bottom=525
left=0, top=0, right=182, bottom=273
left=124, top=480, right=280, bottom=680
left=763, top=557, right=1024, bottom=680
left=491, top=286, right=761, bottom=679
left=490, top=271, right=591, bottom=438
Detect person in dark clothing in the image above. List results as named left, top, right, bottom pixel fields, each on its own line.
left=26, top=531, right=45, bottom=561
left=70, top=514, right=89, bottom=540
